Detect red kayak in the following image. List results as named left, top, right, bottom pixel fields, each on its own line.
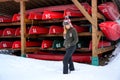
left=27, top=52, right=91, bottom=63
left=26, top=3, right=90, bottom=13
left=73, top=25, right=89, bottom=33
left=28, top=12, right=42, bottom=20
left=12, top=14, right=28, bottom=22
left=15, top=27, right=29, bottom=36
left=0, top=30, right=3, bottom=36
left=0, top=16, right=12, bottom=23
left=2, top=28, right=16, bottom=36
left=49, top=25, right=63, bottom=34
left=0, top=41, right=13, bottom=49
left=64, top=6, right=91, bottom=17
left=89, top=40, right=111, bottom=50
left=98, top=2, right=120, bottom=21
left=41, top=40, right=53, bottom=49
left=29, top=26, right=49, bottom=35
left=99, top=21, right=120, bottom=41
left=42, top=10, right=64, bottom=20
left=12, top=41, right=41, bottom=49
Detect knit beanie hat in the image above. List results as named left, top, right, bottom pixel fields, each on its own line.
left=63, top=16, right=73, bottom=27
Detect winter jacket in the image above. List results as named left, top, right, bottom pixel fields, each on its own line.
left=63, top=27, right=78, bottom=49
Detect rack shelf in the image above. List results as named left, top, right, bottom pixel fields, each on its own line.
left=26, top=47, right=91, bottom=52
left=0, top=36, right=20, bottom=38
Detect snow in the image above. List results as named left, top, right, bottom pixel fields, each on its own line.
left=0, top=45, right=120, bottom=80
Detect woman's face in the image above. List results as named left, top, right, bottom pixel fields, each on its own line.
left=65, top=25, right=70, bottom=29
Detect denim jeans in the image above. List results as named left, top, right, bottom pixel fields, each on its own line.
left=63, top=45, right=76, bottom=74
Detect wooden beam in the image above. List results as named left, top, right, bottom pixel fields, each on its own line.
left=72, top=0, right=97, bottom=27
left=96, top=46, right=115, bottom=55
left=14, top=0, right=28, bottom=2
left=0, top=0, right=11, bottom=2
left=20, top=0, right=26, bottom=56
left=92, top=0, right=98, bottom=57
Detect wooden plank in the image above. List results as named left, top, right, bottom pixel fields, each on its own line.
left=97, top=46, right=115, bottom=55
left=72, top=0, right=97, bottom=27
left=92, top=0, right=98, bottom=57
left=20, top=0, right=26, bottom=56
left=26, top=47, right=91, bottom=52
left=0, top=36, right=20, bottom=38
left=27, top=32, right=92, bottom=38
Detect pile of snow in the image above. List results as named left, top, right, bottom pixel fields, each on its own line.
left=0, top=44, right=120, bottom=80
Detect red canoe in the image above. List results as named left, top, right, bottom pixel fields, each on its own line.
left=64, top=6, right=91, bottom=17
left=0, top=41, right=13, bottom=49
left=99, top=21, right=120, bottom=41
left=41, top=40, right=53, bottom=49
left=12, top=41, right=41, bottom=49
left=27, top=52, right=91, bottom=63
left=0, top=30, right=3, bottom=36
left=15, top=27, right=29, bottom=36
left=25, top=3, right=90, bottom=13
left=73, top=25, right=89, bottom=33
left=42, top=10, right=64, bottom=20
left=28, top=12, right=42, bottom=20
left=49, top=25, right=63, bottom=34
left=2, top=28, right=16, bottom=36
left=98, top=2, right=120, bottom=21
left=89, top=41, right=111, bottom=50
left=12, top=14, right=28, bottom=22
left=0, top=16, right=12, bottom=23
left=29, top=26, right=49, bottom=35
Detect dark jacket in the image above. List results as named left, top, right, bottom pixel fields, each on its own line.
left=63, top=27, right=78, bottom=49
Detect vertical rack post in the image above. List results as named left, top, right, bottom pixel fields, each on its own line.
left=91, top=0, right=99, bottom=65
left=20, top=0, right=26, bottom=57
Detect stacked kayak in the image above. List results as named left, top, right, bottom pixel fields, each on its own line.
left=12, top=41, right=41, bottom=49
left=41, top=40, right=53, bottom=49
left=2, top=28, right=16, bottom=36
left=29, top=26, right=49, bottom=35
left=89, top=41, right=112, bottom=50
left=0, top=41, right=13, bottom=49
left=0, top=16, right=12, bottom=23
left=42, top=10, right=64, bottom=20
left=99, top=21, right=120, bottom=41
left=28, top=12, right=42, bottom=20
left=27, top=51, right=91, bottom=63
left=98, top=2, right=120, bottom=21
left=49, top=25, right=63, bottom=34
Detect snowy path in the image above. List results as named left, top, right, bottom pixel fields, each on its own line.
left=0, top=45, right=120, bottom=80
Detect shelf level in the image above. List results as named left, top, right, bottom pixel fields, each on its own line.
left=0, top=15, right=104, bottom=27
left=26, top=47, right=91, bottom=52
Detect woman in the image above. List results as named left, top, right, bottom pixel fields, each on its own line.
left=63, top=20, right=78, bottom=74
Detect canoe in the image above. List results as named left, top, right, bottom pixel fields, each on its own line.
left=41, top=40, right=53, bottom=49
left=29, top=26, right=49, bottom=35
left=0, top=30, right=3, bottom=36
left=12, top=41, right=41, bottom=49
left=98, top=2, right=120, bottom=21
left=12, top=14, right=28, bottom=22
left=15, top=27, right=29, bottom=36
left=52, top=40, right=64, bottom=49
left=42, top=10, right=64, bottom=20
left=89, top=40, right=111, bottom=50
left=2, top=28, right=16, bottom=36
left=28, top=12, right=42, bottom=20
left=73, top=25, right=89, bottom=33
left=99, top=21, right=120, bottom=41
left=49, top=25, right=63, bottom=34
left=0, top=41, right=13, bottom=49
left=0, top=16, right=12, bottom=23
left=25, top=3, right=91, bottom=13
left=27, top=52, right=91, bottom=63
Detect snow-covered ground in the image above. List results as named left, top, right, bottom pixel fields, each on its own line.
left=0, top=45, right=120, bottom=80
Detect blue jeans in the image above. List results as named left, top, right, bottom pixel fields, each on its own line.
left=63, top=45, right=76, bottom=74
